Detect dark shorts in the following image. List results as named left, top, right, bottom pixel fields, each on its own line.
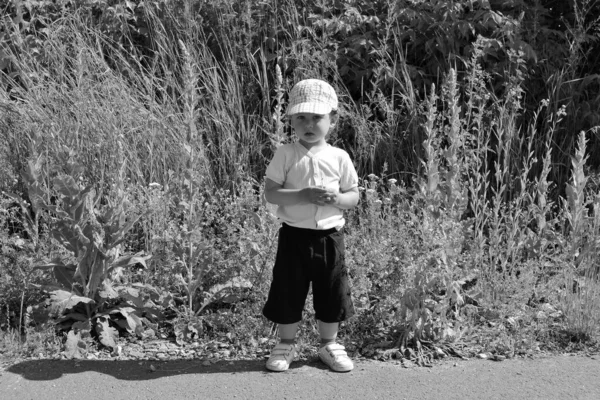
left=262, top=223, right=355, bottom=324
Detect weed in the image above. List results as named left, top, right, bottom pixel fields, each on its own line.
left=1, top=0, right=599, bottom=361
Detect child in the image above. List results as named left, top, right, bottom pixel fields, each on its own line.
left=262, top=79, right=359, bottom=372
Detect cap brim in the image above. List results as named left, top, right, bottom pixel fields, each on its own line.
left=287, top=102, right=334, bottom=116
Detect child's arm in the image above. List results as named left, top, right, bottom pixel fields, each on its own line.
left=265, top=178, right=331, bottom=206
left=324, top=186, right=359, bottom=210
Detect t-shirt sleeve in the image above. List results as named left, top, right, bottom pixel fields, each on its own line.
left=339, top=151, right=359, bottom=191
left=265, top=146, right=287, bottom=185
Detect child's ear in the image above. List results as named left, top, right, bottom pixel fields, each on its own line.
left=330, top=112, right=339, bottom=126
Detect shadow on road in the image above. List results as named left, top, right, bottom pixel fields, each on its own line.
left=6, top=358, right=325, bottom=381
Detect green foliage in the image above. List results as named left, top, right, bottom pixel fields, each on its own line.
left=558, top=131, right=600, bottom=340
left=37, top=174, right=149, bottom=296
left=8, top=149, right=163, bottom=353
left=2, top=0, right=599, bottom=185
left=0, top=196, right=45, bottom=333
left=1, top=0, right=599, bottom=360
left=144, top=174, right=277, bottom=344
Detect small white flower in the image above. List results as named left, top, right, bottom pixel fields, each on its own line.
left=387, top=178, right=397, bottom=185
left=149, top=182, right=161, bottom=189
left=358, top=186, right=365, bottom=192
left=367, top=173, right=378, bottom=180
left=374, top=199, right=382, bottom=204
left=366, top=188, right=376, bottom=195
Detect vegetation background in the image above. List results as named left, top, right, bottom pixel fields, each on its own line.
left=0, top=0, right=599, bottom=364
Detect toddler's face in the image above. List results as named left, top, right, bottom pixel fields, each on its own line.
left=290, top=112, right=334, bottom=148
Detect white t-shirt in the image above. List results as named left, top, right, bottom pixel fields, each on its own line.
left=265, top=142, right=359, bottom=230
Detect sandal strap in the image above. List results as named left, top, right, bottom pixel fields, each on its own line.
left=271, top=349, right=291, bottom=356
left=270, top=343, right=294, bottom=357
left=324, top=344, right=348, bottom=358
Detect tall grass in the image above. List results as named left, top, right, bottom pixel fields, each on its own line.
left=559, top=131, right=600, bottom=340
left=1, top=5, right=272, bottom=192
left=0, top=1, right=599, bottom=354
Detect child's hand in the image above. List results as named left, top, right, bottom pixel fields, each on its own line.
left=301, top=187, right=334, bottom=206
left=321, top=189, right=338, bottom=206
left=323, top=187, right=359, bottom=210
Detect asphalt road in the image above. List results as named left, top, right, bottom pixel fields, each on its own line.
left=1, top=354, right=599, bottom=399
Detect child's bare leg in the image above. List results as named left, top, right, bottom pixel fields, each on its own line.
left=278, top=321, right=300, bottom=344
left=317, top=320, right=338, bottom=346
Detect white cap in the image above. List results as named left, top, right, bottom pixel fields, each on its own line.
left=287, top=79, right=338, bottom=116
